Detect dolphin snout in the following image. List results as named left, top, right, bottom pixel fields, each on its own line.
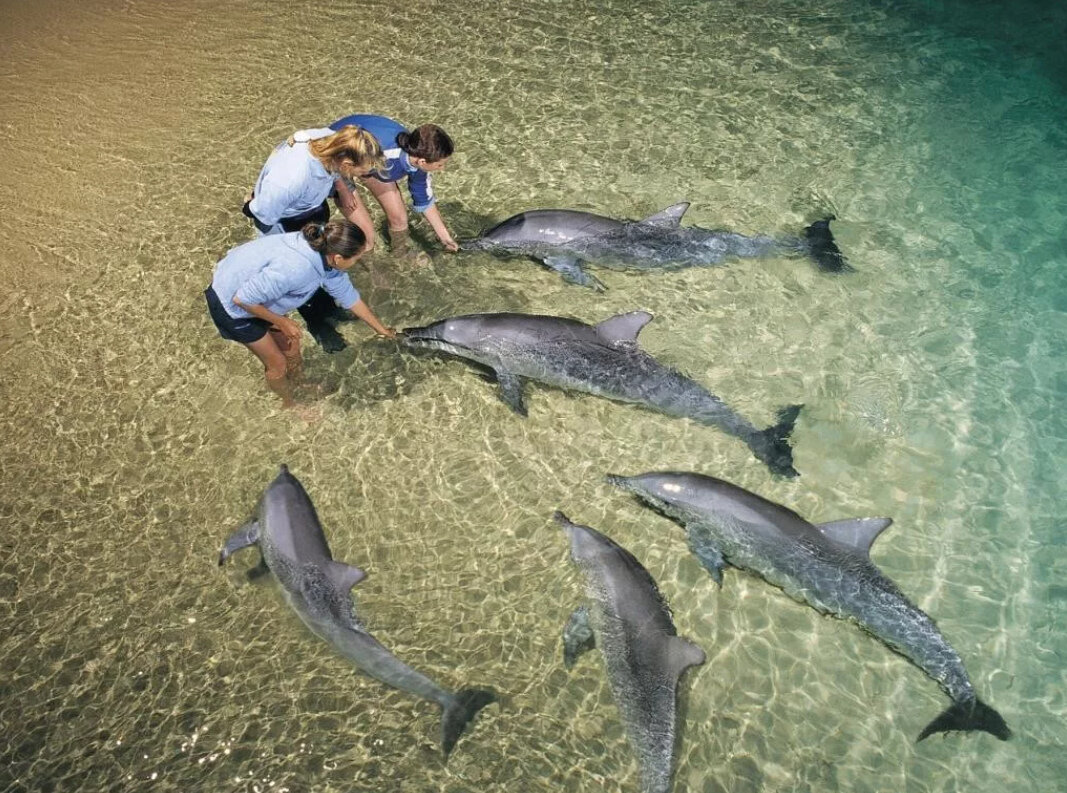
left=552, top=510, right=576, bottom=531
left=398, top=326, right=434, bottom=343
left=604, top=473, right=633, bottom=491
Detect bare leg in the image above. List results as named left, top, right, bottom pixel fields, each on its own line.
left=245, top=333, right=296, bottom=407
left=360, top=178, right=431, bottom=267
left=361, top=177, right=408, bottom=232
left=269, top=326, right=303, bottom=381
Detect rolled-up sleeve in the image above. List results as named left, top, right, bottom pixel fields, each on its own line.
left=320, top=269, right=360, bottom=311
left=408, top=171, right=436, bottom=213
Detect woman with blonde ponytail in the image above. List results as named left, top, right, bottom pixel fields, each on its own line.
left=242, top=124, right=386, bottom=352
left=329, top=113, right=459, bottom=258
left=205, top=219, right=394, bottom=409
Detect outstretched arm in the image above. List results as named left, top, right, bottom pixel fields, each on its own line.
left=423, top=204, right=458, bottom=252
left=348, top=298, right=396, bottom=339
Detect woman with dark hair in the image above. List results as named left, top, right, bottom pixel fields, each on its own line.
left=205, top=219, right=395, bottom=408
left=329, top=114, right=459, bottom=257
left=243, top=124, right=388, bottom=353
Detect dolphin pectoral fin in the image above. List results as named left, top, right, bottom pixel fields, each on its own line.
left=562, top=605, right=596, bottom=669
left=218, top=519, right=261, bottom=566
left=594, top=311, right=654, bottom=345
left=815, top=518, right=893, bottom=557
left=327, top=561, right=367, bottom=593
left=541, top=255, right=607, bottom=291
left=245, top=557, right=271, bottom=581
left=496, top=372, right=528, bottom=417
left=667, top=636, right=706, bottom=679
left=640, top=202, right=690, bottom=228
left=688, top=534, right=727, bottom=586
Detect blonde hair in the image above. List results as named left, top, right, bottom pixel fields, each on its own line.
left=305, top=125, right=385, bottom=174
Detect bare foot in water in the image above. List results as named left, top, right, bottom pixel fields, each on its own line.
left=298, top=380, right=337, bottom=399
left=366, top=260, right=391, bottom=290
left=291, top=403, right=325, bottom=424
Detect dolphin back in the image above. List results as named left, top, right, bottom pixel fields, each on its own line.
left=478, top=209, right=623, bottom=245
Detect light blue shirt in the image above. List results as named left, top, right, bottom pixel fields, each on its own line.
left=248, top=128, right=338, bottom=232
left=211, top=232, right=360, bottom=319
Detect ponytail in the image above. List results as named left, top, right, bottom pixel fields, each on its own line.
left=397, top=124, right=454, bottom=163
left=309, top=125, right=386, bottom=174
left=302, top=218, right=366, bottom=258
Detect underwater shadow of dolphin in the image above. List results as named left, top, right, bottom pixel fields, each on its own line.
left=219, top=465, right=496, bottom=756
left=461, top=203, right=850, bottom=290
left=608, top=470, right=1011, bottom=742
left=557, top=511, right=705, bottom=793
left=402, top=310, right=802, bottom=477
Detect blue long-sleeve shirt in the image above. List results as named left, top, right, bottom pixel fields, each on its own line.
left=211, top=232, right=360, bottom=319
left=248, top=128, right=338, bottom=232
left=330, top=114, right=436, bottom=212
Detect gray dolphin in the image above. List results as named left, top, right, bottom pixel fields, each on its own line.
left=218, top=465, right=495, bottom=756
left=607, top=471, right=1011, bottom=741
left=461, top=203, right=849, bottom=290
left=556, top=511, right=705, bottom=793
left=402, top=310, right=802, bottom=477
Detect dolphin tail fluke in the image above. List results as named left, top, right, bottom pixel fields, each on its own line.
left=917, top=698, right=1011, bottom=742
left=441, top=688, right=497, bottom=757
left=750, top=404, right=802, bottom=478
left=803, top=217, right=853, bottom=273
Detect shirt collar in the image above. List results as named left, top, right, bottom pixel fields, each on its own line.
left=291, top=233, right=329, bottom=273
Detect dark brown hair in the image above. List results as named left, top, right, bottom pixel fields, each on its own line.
left=302, top=219, right=366, bottom=258
left=397, top=124, right=454, bottom=163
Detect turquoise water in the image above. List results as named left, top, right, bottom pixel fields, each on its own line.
left=0, top=0, right=1064, bottom=791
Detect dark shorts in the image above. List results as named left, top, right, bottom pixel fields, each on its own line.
left=205, top=286, right=270, bottom=344
left=242, top=198, right=331, bottom=235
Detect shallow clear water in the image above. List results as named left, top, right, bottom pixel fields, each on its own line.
left=1, top=0, right=1064, bottom=791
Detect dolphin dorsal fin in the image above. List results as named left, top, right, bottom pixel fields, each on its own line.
left=640, top=202, right=691, bottom=228
left=815, top=518, right=893, bottom=556
left=595, top=311, right=654, bottom=345
left=327, top=560, right=367, bottom=593
left=667, top=636, right=706, bottom=679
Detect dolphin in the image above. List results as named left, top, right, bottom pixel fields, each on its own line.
left=218, top=465, right=495, bottom=756
left=607, top=471, right=1011, bottom=741
left=556, top=511, right=705, bottom=793
left=401, top=310, right=802, bottom=477
left=460, top=203, right=849, bottom=290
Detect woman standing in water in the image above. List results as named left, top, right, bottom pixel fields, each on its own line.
left=244, top=124, right=383, bottom=242
left=205, top=220, right=395, bottom=409
left=330, top=114, right=459, bottom=257
left=243, top=124, right=385, bottom=351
